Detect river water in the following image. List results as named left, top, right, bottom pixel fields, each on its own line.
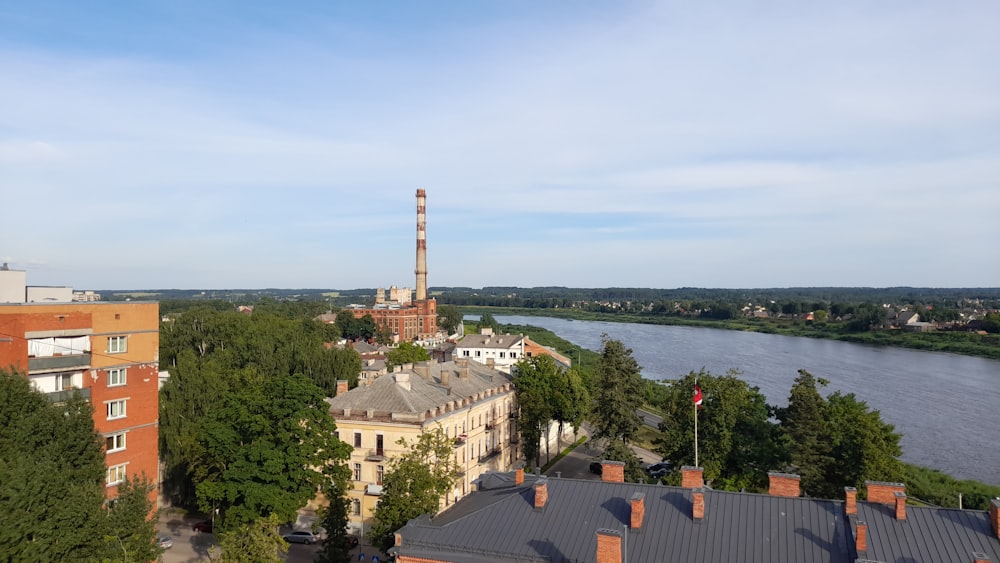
left=490, top=315, right=1000, bottom=485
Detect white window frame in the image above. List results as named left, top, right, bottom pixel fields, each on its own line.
left=106, top=432, right=126, bottom=453
left=108, top=368, right=126, bottom=387
left=353, top=463, right=362, bottom=481
left=56, top=372, right=74, bottom=391
left=106, top=463, right=128, bottom=486
left=106, top=399, right=127, bottom=420
left=107, top=336, right=127, bottom=354
left=351, top=498, right=361, bottom=516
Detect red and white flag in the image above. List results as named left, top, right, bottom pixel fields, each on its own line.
left=693, top=384, right=703, bottom=409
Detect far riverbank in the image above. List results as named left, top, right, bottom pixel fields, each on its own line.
left=459, top=306, right=1000, bottom=361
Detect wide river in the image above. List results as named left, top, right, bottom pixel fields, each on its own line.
left=491, top=315, right=1000, bottom=485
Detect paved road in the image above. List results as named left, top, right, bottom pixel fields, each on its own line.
left=638, top=408, right=663, bottom=429
left=157, top=510, right=384, bottom=563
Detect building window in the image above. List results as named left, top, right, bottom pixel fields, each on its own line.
left=351, top=499, right=361, bottom=516
left=108, top=336, right=127, bottom=354
left=108, top=368, right=126, bottom=387
left=354, top=432, right=362, bottom=448
left=463, top=350, right=470, bottom=357
left=499, top=352, right=505, bottom=358
left=106, top=432, right=126, bottom=453
left=511, top=352, right=517, bottom=359
left=334, top=431, right=340, bottom=441
left=106, top=399, right=127, bottom=420
left=376, top=465, right=384, bottom=485
left=106, top=463, right=128, bottom=486
left=353, top=463, right=362, bottom=481
left=56, top=373, right=74, bottom=391
left=475, top=350, right=481, bottom=357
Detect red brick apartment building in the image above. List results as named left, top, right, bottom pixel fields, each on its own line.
left=0, top=281, right=159, bottom=502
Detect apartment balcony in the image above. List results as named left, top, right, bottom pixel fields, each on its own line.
left=45, top=387, right=91, bottom=404
left=453, top=434, right=468, bottom=447
left=478, top=448, right=501, bottom=463
left=365, top=448, right=387, bottom=461
left=28, top=353, right=91, bottom=374
left=509, top=436, right=520, bottom=445
left=485, top=422, right=496, bottom=430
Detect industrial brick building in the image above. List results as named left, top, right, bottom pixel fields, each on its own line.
left=0, top=269, right=159, bottom=502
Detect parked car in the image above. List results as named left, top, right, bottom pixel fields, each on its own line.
left=646, top=462, right=672, bottom=479
left=589, top=461, right=603, bottom=474
left=342, top=534, right=360, bottom=548
left=157, top=536, right=173, bottom=549
left=192, top=521, right=213, bottom=533
left=283, top=531, right=319, bottom=544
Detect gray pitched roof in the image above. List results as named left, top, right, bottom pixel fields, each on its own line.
left=856, top=501, right=1000, bottom=563
left=393, top=475, right=853, bottom=563
left=456, top=333, right=524, bottom=350
left=326, top=359, right=513, bottom=420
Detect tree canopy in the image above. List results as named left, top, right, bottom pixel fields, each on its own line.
left=193, top=370, right=352, bottom=528
left=0, top=370, right=161, bottom=562
left=386, top=341, right=431, bottom=370
left=436, top=304, right=463, bottom=335
left=591, top=336, right=644, bottom=446
left=513, top=355, right=557, bottom=468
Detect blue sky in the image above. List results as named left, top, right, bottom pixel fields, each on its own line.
left=2, top=1, right=998, bottom=290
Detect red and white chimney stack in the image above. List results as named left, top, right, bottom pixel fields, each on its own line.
left=415, top=188, right=428, bottom=302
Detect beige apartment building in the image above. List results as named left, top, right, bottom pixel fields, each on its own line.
left=326, top=358, right=518, bottom=537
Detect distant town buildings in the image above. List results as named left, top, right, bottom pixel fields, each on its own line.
left=0, top=268, right=160, bottom=503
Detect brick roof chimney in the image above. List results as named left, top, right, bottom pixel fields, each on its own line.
left=534, top=478, right=548, bottom=509
left=630, top=492, right=645, bottom=530
left=681, top=466, right=703, bottom=489
left=845, top=487, right=857, bottom=515
left=973, top=551, right=991, bottom=563
left=692, top=488, right=705, bottom=520
left=515, top=467, right=524, bottom=486
left=768, top=472, right=801, bottom=497
left=336, top=380, right=349, bottom=395
left=894, top=491, right=907, bottom=521
left=856, top=520, right=868, bottom=553
left=990, top=499, right=1000, bottom=539
left=596, top=529, right=622, bottom=563
left=866, top=481, right=905, bottom=504
left=601, top=460, right=625, bottom=483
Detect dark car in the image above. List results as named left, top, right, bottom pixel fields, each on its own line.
left=342, top=534, right=360, bottom=548
left=192, top=521, right=213, bottom=533
left=283, top=531, right=319, bottom=544
left=646, top=462, right=672, bottom=479
left=589, top=461, right=603, bottom=474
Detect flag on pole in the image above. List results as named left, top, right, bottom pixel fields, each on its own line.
left=693, top=384, right=703, bottom=410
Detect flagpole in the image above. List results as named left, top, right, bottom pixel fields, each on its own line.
left=694, top=377, right=699, bottom=468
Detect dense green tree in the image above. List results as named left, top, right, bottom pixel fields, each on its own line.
left=307, top=346, right=362, bottom=397
left=513, top=355, right=557, bottom=467
left=159, top=350, right=232, bottom=507
left=982, top=312, right=1000, bottom=334
left=848, top=304, right=887, bottom=332
left=478, top=313, right=500, bottom=334
left=824, top=392, right=904, bottom=493
left=0, top=369, right=106, bottom=561
left=212, top=514, right=287, bottom=563
left=777, top=370, right=834, bottom=496
left=316, top=479, right=353, bottom=563
left=655, top=370, right=783, bottom=490
left=386, top=341, right=432, bottom=370
left=591, top=336, right=644, bottom=446
left=369, top=428, right=460, bottom=553
left=103, top=475, right=162, bottom=563
left=437, top=304, right=463, bottom=335
left=193, top=370, right=352, bottom=528
left=336, top=313, right=379, bottom=342
left=551, top=366, right=590, bottom=448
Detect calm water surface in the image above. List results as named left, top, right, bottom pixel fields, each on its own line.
left=492, top=315, right=1000, bottom=484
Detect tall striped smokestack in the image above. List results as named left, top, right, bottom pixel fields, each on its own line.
left=415, top=188, right=427, bottom=301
